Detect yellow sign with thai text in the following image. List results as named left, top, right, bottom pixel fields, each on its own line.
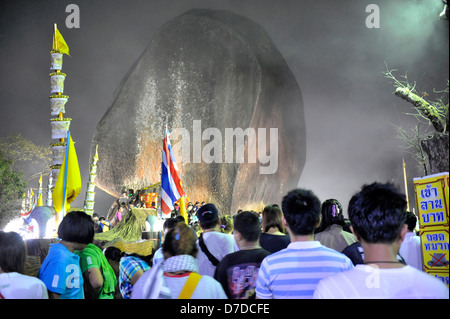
left=414, top=172, right=449, bottom=287
left=414, top=173, right=449, bottom=229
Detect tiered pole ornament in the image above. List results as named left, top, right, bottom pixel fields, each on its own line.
left=84, top=145, right=99, bottom=216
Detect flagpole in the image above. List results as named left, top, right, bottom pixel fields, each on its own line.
left=61, top=131, right=71, bottom=219
left=159, top=150, right=163, bottom=246
left=403, top=158, right=410, bottom=211
left=54, top=23, right=58, bottom=51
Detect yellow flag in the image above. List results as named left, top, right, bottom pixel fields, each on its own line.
left=37, top=174, right=44, bottom=207
left=52, top=133, right=81, bottom=215
left=52, top=27, right=70, bottom=56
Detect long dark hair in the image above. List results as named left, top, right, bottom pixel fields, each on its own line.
left=0, top=231, right=27, bottom=274
left=315, top=199, right=346, bottom=233
left=262, top=204, right=285, bottom=233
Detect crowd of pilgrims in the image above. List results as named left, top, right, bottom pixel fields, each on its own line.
left=0, top=182, right=448, bottom=299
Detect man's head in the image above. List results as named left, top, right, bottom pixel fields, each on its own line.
left=162, top=217, right=179, bottom=238
left=233, top=211, right=261, bottom=246
left=197, top=203, right=219, bottom=230
left=281, top=188, right=322, bottom=236
left=404, top=211, right=417, bottom=232
left=348, top=182, right=407, bottom=244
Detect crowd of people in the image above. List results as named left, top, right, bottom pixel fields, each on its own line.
left=0, top=182, right=448, bottom=299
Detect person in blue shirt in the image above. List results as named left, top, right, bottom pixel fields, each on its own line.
left=39, top=211, right=95, bottom=299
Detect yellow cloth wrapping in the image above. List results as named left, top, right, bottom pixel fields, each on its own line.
left=52, top=134, right=81, bottom=216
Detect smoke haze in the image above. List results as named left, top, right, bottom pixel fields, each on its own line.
left=0, top=0, right=448, bottom=216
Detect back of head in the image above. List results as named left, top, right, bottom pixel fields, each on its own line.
left=0, top=231, right=26, bottom=274
left=316, top=199, right=345, bottom=232
left=175, top=215, right=186, bottom=224
left=234, top=211, right=261, bottom=242
left=281, top=188, right=321, bottom=236
left=163, top=217, right=179, bottom=231
left=348, top=182, right=407, bottom=243
left=404, top=211, right=417, bottom=232
left=197, top=203, right=219, bottom=230
left=163, top=222, right=198, bottom=257
left=58, top=210, right=95, bottom=244
left=220, top=215, right=234, bottom=233
left=262, top=204, right=284, bottom=233
left=103, top=246, right=123, bottom=262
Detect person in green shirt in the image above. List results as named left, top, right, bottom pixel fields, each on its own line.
left=77, top=243, right=117, bottom=299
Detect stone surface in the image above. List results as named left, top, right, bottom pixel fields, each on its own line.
left=91, top=9, right=306, bottom=214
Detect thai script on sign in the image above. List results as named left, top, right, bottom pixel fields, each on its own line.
left=426, top=232, right=446, bottom=242
left=434, top=274, right=449, bottom=286
left=420, top=184, right=439, bottom=199
left=424, top=242, right=449, bottom=252
left=422, top=211, right=445, bottom=224
left=424, top=232, right=449, bottom=252
left=420, top=199, right=444, bottom=211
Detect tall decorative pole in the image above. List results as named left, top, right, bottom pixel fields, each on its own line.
left=49, top=24, right=71, bottom=213
left=46, top=172, right=53, bottom=206
left=37, top=174, right=44, bottom=207
left=84, top=145, right=99, bottom=216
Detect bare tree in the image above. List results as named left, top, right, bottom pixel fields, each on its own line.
left=384, top=65, right=449, bottom=175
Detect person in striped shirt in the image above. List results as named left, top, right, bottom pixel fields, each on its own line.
left=256, top=188, right=354, bottom=299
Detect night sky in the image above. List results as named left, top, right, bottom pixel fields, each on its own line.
left=0, top=0, right=448, bottom=217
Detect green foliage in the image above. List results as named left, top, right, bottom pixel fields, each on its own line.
left=0, top=151, right=27, bottom=229
left=0, top=133, right=51, bottom=182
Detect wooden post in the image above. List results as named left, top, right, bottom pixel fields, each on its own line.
left=403, top=158, right=410, bottom=211
left=54, top=23, right=58, bottom=51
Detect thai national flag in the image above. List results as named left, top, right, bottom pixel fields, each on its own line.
left=161, top=127, right=185, bottom=215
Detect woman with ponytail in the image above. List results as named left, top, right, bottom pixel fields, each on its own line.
left=131, top=222, right=227, bottom=299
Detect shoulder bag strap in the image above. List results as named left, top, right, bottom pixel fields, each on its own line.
left=198, top=233, right=220, bottom=266
left=178, top=272, right=202, bottom=299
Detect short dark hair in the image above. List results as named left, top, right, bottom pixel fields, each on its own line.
left=163, top=217, right=179, bottom=230
left=348, top=182, right=407, bottom=243
left=234, top=211, right=261, bottom=242
left=58, top=210, right=95, bottom=244
left=404, top=211, right=417, bottom=232
left=281, top=188, right=321, bottom=236
left=0, top=231, right=26, bottom=274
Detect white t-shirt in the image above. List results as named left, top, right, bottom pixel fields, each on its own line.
left=196, top=231, right=237, bottom=277
left=313, top=264, right=449, bottom=299
left=164, top=272, right=227, bottom=299
left=399, top=232, right=423, bottom=271
left=0, top=272, right=49, bottom=299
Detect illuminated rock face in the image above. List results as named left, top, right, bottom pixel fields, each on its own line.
left=92, top=9, right=306, bottom=214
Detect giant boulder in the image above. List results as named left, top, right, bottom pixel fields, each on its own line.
left=92, top=9, right=306, bottom=214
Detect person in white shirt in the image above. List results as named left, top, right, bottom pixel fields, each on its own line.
left=314, top=182, right=448, bottom=299
left=195, top=203, right=237, bottom=277
left=0, top=231, right=48, bottom=299
left=399, top=211, right=423, bottom=271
